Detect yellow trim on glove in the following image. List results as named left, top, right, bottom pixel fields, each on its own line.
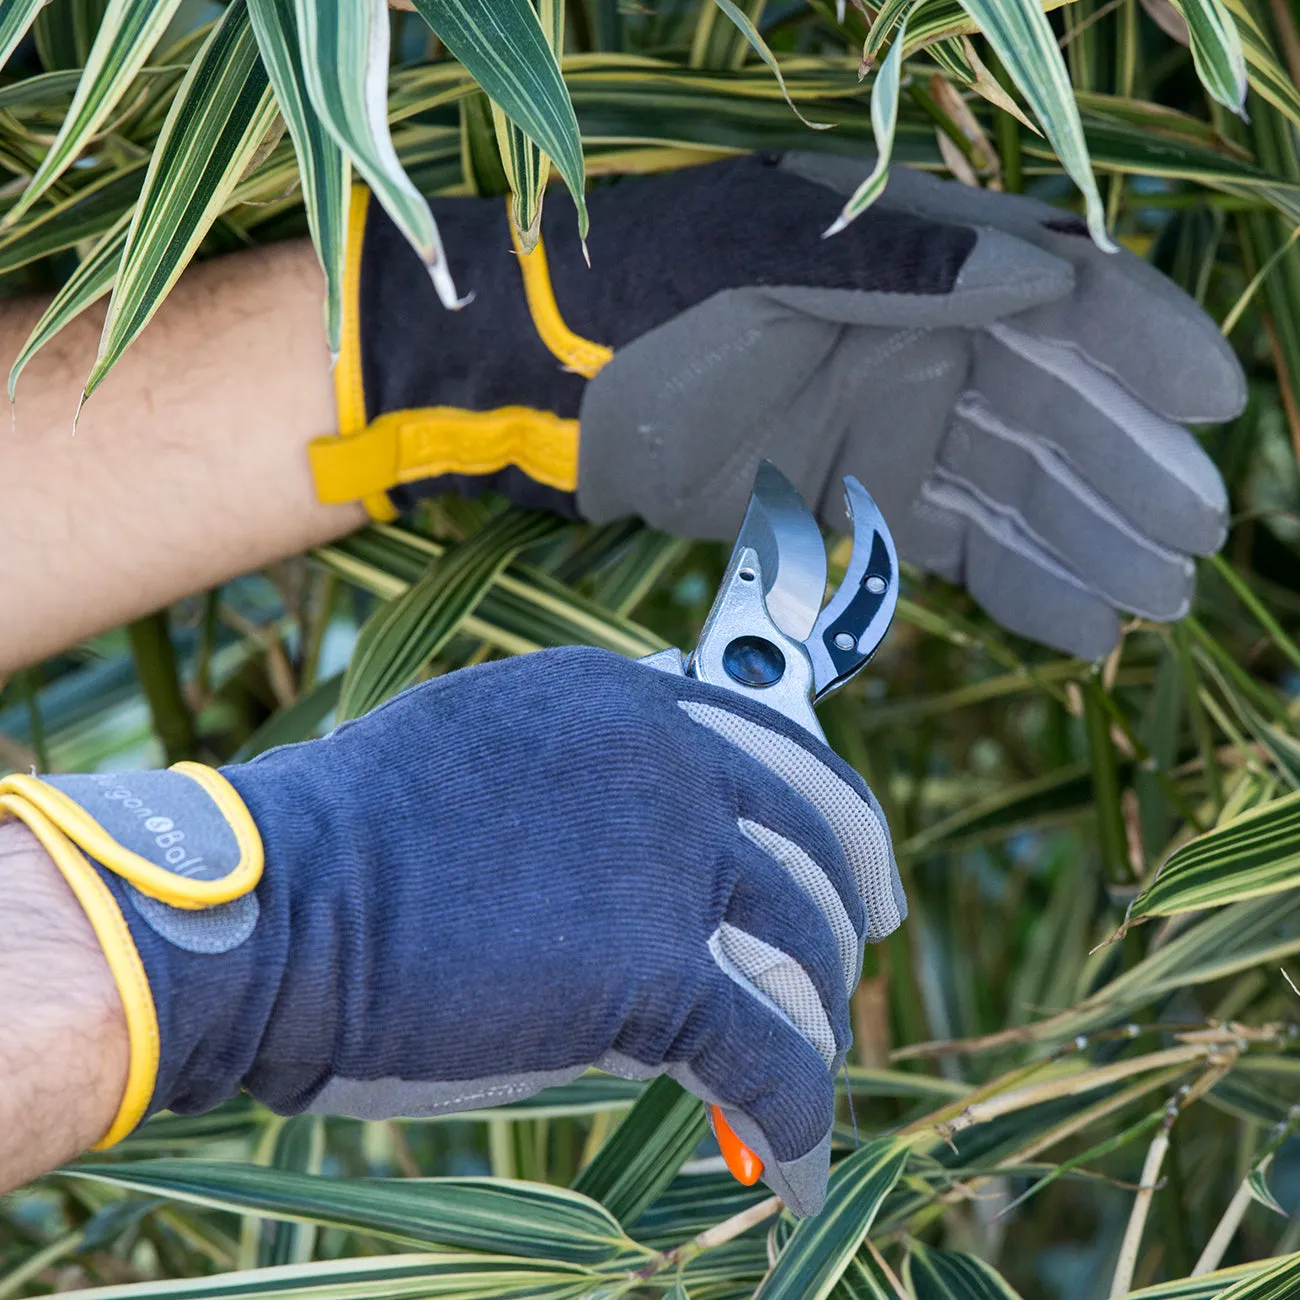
left=310, top=405, right=580, bottom=502
left=0, top=765, right=263, bottom=910
left=508, top=216, right=613, bottom=380
left=0, top=792, right=159, bottom=1148
left=334, top=185, right=398, bottom=523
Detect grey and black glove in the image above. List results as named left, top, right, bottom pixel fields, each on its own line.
left=309, top=152, right=1246, bottom=659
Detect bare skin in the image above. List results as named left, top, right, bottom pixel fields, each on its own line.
left=0, top=238, right=365, bottom=675
left=0, top=821, right=128, bottom=1192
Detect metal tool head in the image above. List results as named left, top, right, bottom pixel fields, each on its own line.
left=731, top=461, right=827, bottom=643
left=806, top=476, right=899, bottom=699
left=678, top=462, right=897, bottom=741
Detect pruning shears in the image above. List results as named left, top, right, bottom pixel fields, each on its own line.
left=641, top=459, right=899, bottom=1186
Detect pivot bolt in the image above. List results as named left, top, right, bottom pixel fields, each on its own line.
left=723, top=636, right=785, bottom=687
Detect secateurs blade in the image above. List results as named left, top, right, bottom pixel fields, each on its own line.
left=639, top=458, right=899, bottom=1188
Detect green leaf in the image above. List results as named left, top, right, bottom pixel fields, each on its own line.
left=2, top=0, right=186, bottom=229
left=8, top=208, right=127, bottom=400
left=252, top=1117, right=326, bottom=1268
left=295, top=0, right=466, bottom=309
left=953, top=0, right=1114, bottom=248
left=1123, top=1256, right=1300, bottom=1298
left=411, top=0, right=588, bottom=239
left=0, top=160, right=145, bottom=276
left=1213, top=1253, right=1300, bottom=1300
left=247, top=0, right=351, bottom=355
left=338, top=510, right=567, bottom=719
left=83, top=0, right=279, bottom=400
left=62, top=1161, right=644, bottom=1266
left=824, top=13, right=908, bottom=235
left=231, top=674, right=344, bottom=762
left=904, top=1241, right=1024, bottom=1299
left=753, top=1137, right=909, bottom=1300
left=1246, top=1162, right=1287, bottom=1216
left=1126, top=789, right=1300, bottom=923
left=0, top=0, right=49, bottom=75
left=570, top=1076, right=710, bottom=1225
left=17, top=1252, right=601, bottom=1300
left=487, top=0, right=562, bottom=249
left=708, top=0, right=832, bottom=130
left=1172, top=0, right=1248, bottom=114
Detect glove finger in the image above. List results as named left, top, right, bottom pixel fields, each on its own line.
left=939, top=397, right=1195, bottom=620
left=970, top=330, right=1228, bottom=556
left=671, top=969, right=837, bottom=1216
left=679, top=697, right=904, bottom=941
left=908, top=478, right=1122, bottom=658
left=855, top=158, right=1244, bottom=423
left=723, top=836, right=853, bottom=1057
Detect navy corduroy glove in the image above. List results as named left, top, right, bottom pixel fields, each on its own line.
left=0, top=647, right=901, bottom=1216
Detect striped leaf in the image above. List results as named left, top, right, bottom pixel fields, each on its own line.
left=63, top=1161, right=644, bottom=1266
left=1213, top=1254, right=1300, bottom=1300
left=296, top=0, right=466, bottom=309
left=251, top=1116, right=326, bottom=1268
left=0, top=160, right=145, bottom=276
left=753, top=1138, right=909, bottom=1300
left=570, top=1076, right=710, bottom=1226
left=411, top=0, right=587, bottom=240
left=83, top=0, right=279, bottom=400
left=709, top=0, right=832, bottom=129
left=1172, top=0, right=1247, bottom=114
left=954, top=0, right=1114, bottom=249
left=1, top=0, right=185, bottom=229
left=824, top=13, right=909, bottom=236
left=1125, top=790, right=1300, bottom=923
left=0, top=0, right=48, bottom=75
left=8, top=208, right=128, bottom=400
left=1124, top=1257, right=1300, bottom=1298
left=904, top=1242, right=1024, bottom=1299
left=27, top=1253, right=601, bottom=1300
left=338, top=510, right=567, bottom=719
left=247, top=0, right=350, bottom=355
left=489, top=0, right=563, bottom=249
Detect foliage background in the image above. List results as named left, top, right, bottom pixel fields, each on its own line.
left=3, top=0, right=1300, bottom=1296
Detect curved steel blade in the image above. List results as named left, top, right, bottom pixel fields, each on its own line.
left=731, top=460, right=827, bottom=642
left=806, top=477, right=899, bottom=699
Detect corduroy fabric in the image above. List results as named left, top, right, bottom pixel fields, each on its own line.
left=100, top=648, right=898, bottom=1180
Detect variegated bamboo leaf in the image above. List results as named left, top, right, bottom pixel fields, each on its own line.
left=338, top=510, right=567, bottom=720
left=296, top=0, right=466, bottom=309
left=753, top=1138, right=909, bottom=1300
left=63, top=1160, right=644, bottom=1265
left=8, top=207, right=128, bottom=399
left=1125, top=789, right=1300, bottom=924
left=709, top=0, right=831, bottom=128
left=1172, top=0, right=1247, bottom=113
left=569, top=1077, right=709, bottom=1225
left=825, top=13, right=908, bottom=235
left=411, top=0, right=588, bottom=238
left=0, top=0, right=48, bottom=76
left=1246, top=1160, right=1286, bottom=1216
left=247, top=0, right=350, bottom=355
left=904, top=1241, right=1026, bottom=1298
left=83, top=0, right=278, bottom=400
left=1123, top=1256, right=1300, bottom=1298
left=954, top=0, right=1114, bottom=249
left=1213, top=1253, right=1300, bottom=1299
left=2, top=0, right=185, bottom=229
left=489, top=0, right=563, bottom=249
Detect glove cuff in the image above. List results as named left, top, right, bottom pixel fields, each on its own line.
left=0, top=766, right=265, bottom=1144
left=307, top=186, right=611, bottom=522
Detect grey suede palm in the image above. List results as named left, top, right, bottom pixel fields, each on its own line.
left=578, top=154, right=1245, bottom=659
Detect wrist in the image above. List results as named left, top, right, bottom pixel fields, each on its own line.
left=0, top=820, right=129, bottom=1183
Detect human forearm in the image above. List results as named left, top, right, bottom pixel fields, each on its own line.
left=0, top=239, right=365, bottom=675
left=0, top=820, right=128, bottom=1192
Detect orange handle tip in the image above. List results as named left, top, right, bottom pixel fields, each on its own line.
left=711, top=1104, right=763, bottom=1185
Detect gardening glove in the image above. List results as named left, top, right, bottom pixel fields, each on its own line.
left=0, top=646, right=901, bottom=1217
left=310, top=152, right=1246, bottom=661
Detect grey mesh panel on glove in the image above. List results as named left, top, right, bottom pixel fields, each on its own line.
left=576, top=154, right=1245, bottom=659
